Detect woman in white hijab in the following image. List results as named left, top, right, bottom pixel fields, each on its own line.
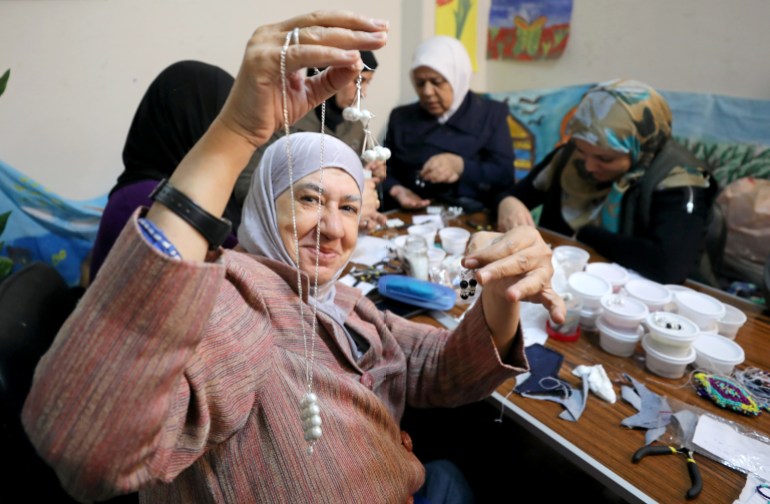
left=23, top=13, right=563, bottom=503
left=381, top=36, right=515, bottom=213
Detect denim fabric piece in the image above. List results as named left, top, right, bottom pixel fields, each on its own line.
left=621, top=374, right=672, bottom=439
left=515, top=344, right=564, bottom=395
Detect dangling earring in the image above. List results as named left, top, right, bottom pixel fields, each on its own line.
left=342, top=68, right=391, bottom=165
left=459, top=269, right=478, bottom=300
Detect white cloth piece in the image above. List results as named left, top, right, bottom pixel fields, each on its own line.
left=572, top=364, right=617, bottom=404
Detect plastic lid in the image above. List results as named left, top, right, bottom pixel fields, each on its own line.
left=585, top=262, right=629, bottom=286
left=596, top=316, right=642, bottom=340
left=675, top=291, right=726, bottom=319
left=569, top=272, right=612, bottom=300
left=624, top=279, right=672, bottom=305
left=692, top=333, right=745, bottom=365
left=645, top=312, right=700, bottom=341
left=600, top=294, right=649, bottom=321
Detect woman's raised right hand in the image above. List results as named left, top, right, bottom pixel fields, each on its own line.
left=220, top=11, right=389, bottom=149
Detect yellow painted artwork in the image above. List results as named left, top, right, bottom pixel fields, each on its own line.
left=435, top=0, right=478, bottom=71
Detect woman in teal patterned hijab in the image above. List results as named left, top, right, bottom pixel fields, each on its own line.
left=497, top=79, right=716, bottom=283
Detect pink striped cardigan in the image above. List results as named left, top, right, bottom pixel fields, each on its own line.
left=23, top=215, right=526, bottom=503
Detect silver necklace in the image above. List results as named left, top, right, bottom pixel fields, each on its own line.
left=281, top=28, right=325, bottom=454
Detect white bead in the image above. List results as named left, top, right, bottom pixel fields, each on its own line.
left=362, top=149, right=377, bottom=163
left=359, top=109, right=374, bottom=121
left=380, top=147, right=391, bottom=160
left=303, top=426, right=322, bottom=441
left=303, top=414, right=322, bottom=430
left=307, top=445, right=314, bottom=455
left=300, top=403, right=320, bottom=419
left=300, top=392, right=317, bottom=407
left=343, top=107, right=361, bottom=121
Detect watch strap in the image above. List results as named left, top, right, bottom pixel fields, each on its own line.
left=149, top=179, right=232, bottom=250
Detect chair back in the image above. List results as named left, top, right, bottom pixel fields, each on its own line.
left=0, top=262, right=83, bottom=502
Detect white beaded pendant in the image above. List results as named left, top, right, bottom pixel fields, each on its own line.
left=300, top=392, right=322, bottom=454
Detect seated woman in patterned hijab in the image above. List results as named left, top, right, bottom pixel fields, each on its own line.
left=497, top=79, right=717, bottom=284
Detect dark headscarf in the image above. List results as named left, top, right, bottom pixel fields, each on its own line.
left=113, top=61, right=239, bottom=225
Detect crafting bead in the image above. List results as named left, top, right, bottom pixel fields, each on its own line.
left=342, top=107, right=361, bottom=121
left=301, top=403, right=320, bottom=419
left=300, top=392, right=317, bottom=407
left=303, top=414, right=322, bottom=430
left=304, top=426, right=323, bottom=441
left=359, top=109, right=374, bottom=121
left=380, top=147, right=391, bottom=160
left=362, top=149, right=378, bottom=163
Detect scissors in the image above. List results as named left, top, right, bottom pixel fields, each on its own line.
left=632, top=444, right=703, bottom=499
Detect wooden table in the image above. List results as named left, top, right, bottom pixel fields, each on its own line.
left=493, top=228, right=770, bottom=503
left=370, top=212, right=770, bottom=503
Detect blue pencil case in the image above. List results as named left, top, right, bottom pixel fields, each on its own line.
left=377, top=275, right=456, bottom=311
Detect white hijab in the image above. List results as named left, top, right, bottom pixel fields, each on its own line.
left=238, top=132, right=365, bottom=327
left=410, top=35, right=472, bottom=124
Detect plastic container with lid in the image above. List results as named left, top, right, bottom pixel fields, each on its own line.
left=674, top=290, right=726, bottom=330
left=692, top=333, right=745, bottom=375
left=596, top=316, right=642, bottom=357
left=624, top=279, right=672, bottom=312
left=585, top=262, right=630, bottom=293
left=717, top=303, right=748, bottom=340
left=600, top=293, right=649, bottom=330
left=642, top=334, right=696, bottom=379
left=644, top=312, right=700, bottom=357
left=568, top=272, right=612, bottom=309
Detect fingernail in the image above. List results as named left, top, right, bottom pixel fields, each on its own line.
left=369, top=31, right=387, bottom=40
left=344, top=50, right=359, bottom=58
left=476, top=270, right=488, bottom=284
left=372, top=18, right=389, bottom=29
left=464, top=258, right=479, bottom=269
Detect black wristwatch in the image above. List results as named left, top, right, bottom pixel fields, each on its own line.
left=149, top=179, right=232, bottom=250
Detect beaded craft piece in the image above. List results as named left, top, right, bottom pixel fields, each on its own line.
left=692, top=372, right=761, bottom=416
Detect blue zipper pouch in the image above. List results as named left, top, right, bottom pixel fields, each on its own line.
left=377, top=275, right=456, bottom=311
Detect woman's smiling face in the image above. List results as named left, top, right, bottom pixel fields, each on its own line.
left=275, top=168, right=361, bottom=284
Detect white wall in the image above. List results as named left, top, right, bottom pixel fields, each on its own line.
left=1, top=0, right=768, bottom=200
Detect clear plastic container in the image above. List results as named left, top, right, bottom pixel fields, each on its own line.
left=402, top=235, right=430, bottom=281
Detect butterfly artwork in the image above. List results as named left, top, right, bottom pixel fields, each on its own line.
left=487, top=0, right=573, bottom=61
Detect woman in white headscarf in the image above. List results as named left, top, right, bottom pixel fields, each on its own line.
left=23, top=13, right=563, bottom=503
left=381, top=36, right=514, bottom=213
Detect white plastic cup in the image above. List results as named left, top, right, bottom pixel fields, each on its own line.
left=642, top=334, right=696, bottom=379
left=692, top=333, right=745, bottom=375
left=407, top=224, right=438, bottom=248
left=553, top=245, right=590, bottom=278
left=717, top=304, right=747, bottom=340
left=596, top=316, right=642, bottom=357
left=439, top=227, right=471, bottom=256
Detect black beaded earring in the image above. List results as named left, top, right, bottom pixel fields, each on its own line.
left=459, top=269, right=478, bottom=300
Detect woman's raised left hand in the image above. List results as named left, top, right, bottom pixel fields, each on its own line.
left=464, top=228, right=565, bottom=324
